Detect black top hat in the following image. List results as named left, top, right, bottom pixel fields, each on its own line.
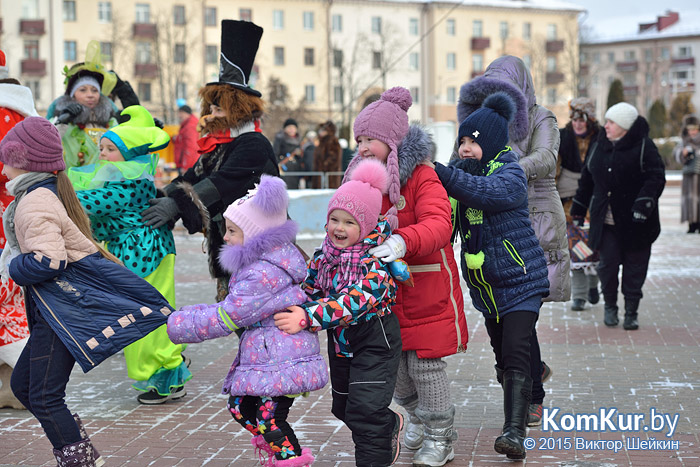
left=207, top=20, right=263, bottom=97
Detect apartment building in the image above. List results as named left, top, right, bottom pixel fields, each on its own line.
left=580, top=10, right=700, bottom=120
left=1, top=0, right=582, bottom=130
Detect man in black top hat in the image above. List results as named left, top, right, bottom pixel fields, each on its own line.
left=142, top=20, right=278, bottom=300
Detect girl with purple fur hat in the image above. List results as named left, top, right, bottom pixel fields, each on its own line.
left=167, top=175, right=327, bottom=466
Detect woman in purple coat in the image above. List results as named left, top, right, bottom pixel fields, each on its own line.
left=167, top=175, right=327, bottom=467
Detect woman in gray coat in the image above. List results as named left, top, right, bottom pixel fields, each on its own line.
left=456, top=55, right=570, bottom=426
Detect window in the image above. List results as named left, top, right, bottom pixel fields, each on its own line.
left=333, top=85, right=343, bottom=104
left=623, top=50, right=636, bottom=61
left=622, top=72, right=635, bottom=86
left=546, top=24, right=557, bottom=40
left=98, top=2, right=112, bottom=22
left=138, top=82, right=151, bottom=102
left=26, top=80, right=40, bottom=100
left=522, top=54, right=531, bottom=69
left=499, top=21, right=508, bottom=39
left=674, top=70, right=689, bottom=80
left=581, top=52, right=588, bottom=63
left=206, top=45, right=218, bottom=64
left=239, top=8, right=252, bottom=22
left=372, top=51, right=382, bottom=69
left=523, top=22, right=531, bottom=41
left=64, top=40, right=77, bottom=61
left=446, top=18, right=455, bottom=36
left=660, top=47, right=669, bottom=59
left=608, top=52, right=615, bottom=63
left=409, top=52, right=419, bottom=70
left=409, top=18, right=418, bottom=36
left=593, top=52, right=601, bottom=64
left=100, top=41, right=112, bottom=62
left=547, top=88, right=557, bottom=105
left=274, top=47, right=284, bottom=66
left=446, top=86, right=456, bottom=104
left=332, top=14, right=342, bottom=32
left=63, top=0, right=76, bottom=21
left=303, top=11, right=314, bottom=31
left=644, top=49, right=653, bottom=62
left=135, top=3, right=150, bottom=23
left=304, top=48, right=314, bottom=66
left=135, top=42, right=152, bottom=64
left=23, top=40, right=39, bottom=59
left=273, top=10, right=284, bottom=30
left=176, top=81, right=187, bottom=100
left=22, top=0, right=39, bottom=19
left=472, top=54, right=483, bottom=72
left=305, top=84, right=316, bottom=103
left=372, top=17, right=382, bottom=34
left=410, top=86, right=419, bottom=104
left=446, top=52, right=456, bottom=70
left=678, top=46, right=692, bottom=57
left=204, top=7, right=216, bottom=26
left=473, top=20, right=483, bottom=38
left=174, top=43, right=186, bottom=63
left=333, top=49, right=343, bottom=68
left=645, top=72, right=653, bottom=85
left=173, top=5, right=185, bottom=25
left=547, top=56, right=557, bottom=72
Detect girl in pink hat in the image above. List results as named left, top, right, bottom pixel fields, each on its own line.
left=276, top=158, right=404, bottom=466
left=343, top=87, right=467, bottom=466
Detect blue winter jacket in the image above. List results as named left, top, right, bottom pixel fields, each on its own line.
left=435, top=150, right=550, bottom=319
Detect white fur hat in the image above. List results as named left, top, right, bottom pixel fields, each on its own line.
left=605, top=102, right=638, bottom=131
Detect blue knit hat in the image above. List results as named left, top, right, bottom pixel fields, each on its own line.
left=457, top=92, right=515, bottom=163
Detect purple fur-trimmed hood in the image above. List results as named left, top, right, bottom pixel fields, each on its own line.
left=458, top=56, right=532, bottom=143
left=217, top=220, right=304, bottom=281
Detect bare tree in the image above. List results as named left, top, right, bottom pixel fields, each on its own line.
left=373, top=21, right=404, bottom=91
left=108, top=15, right=132, bottom=76
left=562, top=25, right=581, bottom=98
left=331, top=34, right=371, bottom=139
left=262, top=77, right=310, bottom=141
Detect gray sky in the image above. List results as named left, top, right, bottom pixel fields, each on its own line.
left=569, top=1, right=699, bottom=24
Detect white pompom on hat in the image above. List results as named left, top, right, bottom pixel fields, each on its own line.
left=605, top=102, right=638, bottom=131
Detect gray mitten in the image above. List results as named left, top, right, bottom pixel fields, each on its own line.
left=141, top=197, right=179, bottom=228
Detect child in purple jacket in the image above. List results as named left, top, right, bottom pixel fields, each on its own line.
left=167, top=175, right=327, bottom=466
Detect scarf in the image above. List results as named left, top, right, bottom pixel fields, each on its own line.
left=0, top=172, right=56, bottom=278
left=315, top=234, right=371, bottom=293
left=196, top=120, right=261, bottom=155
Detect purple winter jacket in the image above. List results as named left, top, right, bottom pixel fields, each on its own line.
left=167, top=221, right=328, bottom=397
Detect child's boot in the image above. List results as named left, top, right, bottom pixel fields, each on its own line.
left=273, top=448, right=315, bottom=466
left=72, top=414, right=104, bottom=467
left=394, top=395, right=424, bottom=450
left=0, top=363, right=25, bottom=409
left=52, top=438, right=98, bottom=467
left=494, top=370, right=532, bottom=460
left=412, top=406, right=456, bottom=467
left=251, top=435, right=275, bottom=467
left=623, top=298, right=640, bottom=330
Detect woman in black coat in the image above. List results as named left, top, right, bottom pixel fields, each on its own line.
left=571, top=102, right=666, bottom=330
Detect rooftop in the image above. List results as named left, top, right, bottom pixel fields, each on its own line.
left=583, top=9, right=700, bottom=45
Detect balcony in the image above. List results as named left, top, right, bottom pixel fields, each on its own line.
left=672, top=56, right=695, bottom=67
left=132, top=23, right=157, bottom=39
left=616, top=60, right=638, bottom=73
left=20, top=19, right=45, bottom=35
left=671, top=81, right=695, bottom=93
left=545, top=71, right=565, bottom=85
left=134, top=63, right=158, bottom=78
left=21, top=58, right=46, bottom=76
left=471, top=70, right=484, bottom=79
left=546, top=40, right=564, bottom=53
left=623, top=85, right=639, bottom=96
left=471, top=37, right=490, bottom=51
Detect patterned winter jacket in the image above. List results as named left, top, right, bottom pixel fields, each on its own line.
left=300, top=220, right=397, bottom=357
left=167, top=220, right=328, bottom=397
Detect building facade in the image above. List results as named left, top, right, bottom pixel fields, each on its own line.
left=1, top=0, right=581, bottom=134
left=580, top=11, right=700, bottom=120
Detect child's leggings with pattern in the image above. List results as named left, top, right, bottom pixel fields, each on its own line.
left=227, top=395, right=302, bottom=461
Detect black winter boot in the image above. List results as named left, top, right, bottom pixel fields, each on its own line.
left=495, top=365, right=504, bottom=386
left=623, top=298, right=640, bottom=330
left=494, top=371, right=532, bottom=460
left=604, top=303, right=619, bottom=326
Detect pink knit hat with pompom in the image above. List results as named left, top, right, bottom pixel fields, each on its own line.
left=328, top=158, right=389, bottom=240
left=352, top=87, right=411, bottom=230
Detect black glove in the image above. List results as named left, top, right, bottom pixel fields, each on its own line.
left=631, top=198, right=654, bottom=223
left=153, top=117, right=165, bottom=129
left=632, top=211, right=647, bottom=223
left=111, top=71, right=140, bottom=108
left=56, top=102, right=84, bottom=124
left=142, top=197, right=179, bottom=228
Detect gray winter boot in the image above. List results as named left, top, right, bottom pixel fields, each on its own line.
left=412, top=406, right=457, bottom=467
left=395, top=395, right=424, bottom=450
left=53, top=438, right=98, bottom=467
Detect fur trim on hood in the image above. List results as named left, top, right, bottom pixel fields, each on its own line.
left=0, top=83, right=39, bottom=117
left=54, top=94, right=114, bottom=126
left=217, top=219, right=298, bottom=275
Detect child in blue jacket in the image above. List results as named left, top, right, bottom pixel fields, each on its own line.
left=432, top=93, right=550, bottom=461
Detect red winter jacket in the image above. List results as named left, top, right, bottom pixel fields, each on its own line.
left=173, top=114, right=200, bottom=170
left=380, top=128, right=467, bottom=359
